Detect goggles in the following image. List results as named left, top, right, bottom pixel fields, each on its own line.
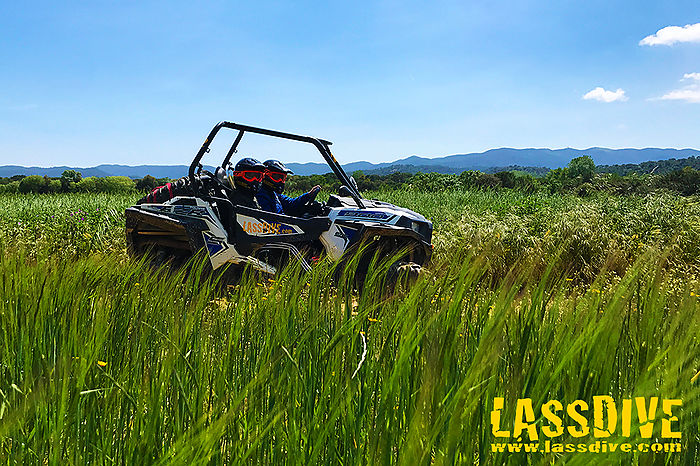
left=264, top=171, right=287, bottom=183
left=233, top=170, right=264, bottom=182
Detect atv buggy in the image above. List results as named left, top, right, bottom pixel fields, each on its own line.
left=125, top=122, right=433, bottom=282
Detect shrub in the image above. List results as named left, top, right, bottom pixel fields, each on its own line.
left=135, top=175, right=158, bottom=192
left=60, top=170, right=82, bottom=192
left=18, top=175, right=46, bottom=194
left=567, top=155, right=595, bottom=182
left=474, top=172, right=501, bottom=189
left=494, top=171, right=517, bottom=188
left=95, top=176, right=135, bottom=193
left=47, top=179, right=62, bottom=193
left=4, top=181, right=20, bottom=193
left=75, top=177, right=98, bottom=192
left=655, top=167, right=700, bottom=195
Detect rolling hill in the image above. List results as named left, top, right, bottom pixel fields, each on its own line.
left=2, top=147, right=700, bottom=178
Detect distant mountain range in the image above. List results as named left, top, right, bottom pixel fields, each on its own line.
left=3, top=147, right=700, bottom=178
left=0, top=164, right=211, bottom=179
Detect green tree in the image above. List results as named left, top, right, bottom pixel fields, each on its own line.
left=135, top=175, right=158, bottom=192
left=494, top=171, right=516, bottom=189
left=567, top=155, right=596, bottom=182
left=655, top=166, right=700, bottom=195
left=96, top=176, right=135, bottom=193
left=47, top=179, right=62, bottom=193
left=60, top=170, right=82, bottom=192
left=19, top=175, right=46, bottom=193
left=75, top=177, right=98, bottom=192
left=474, top=173, right=501, bottom=189
left=458, top=170, right=481, bottom=188
left=5, top=181, right=20, bottom=193
left=155, top=177, right=171, bottom=187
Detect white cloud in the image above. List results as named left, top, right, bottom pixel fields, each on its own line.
left=654, top=73, right=700, bottom=103
left=640, top=23, right=700, bottom=46
left=659, top=89, right=700, bottom=103
left=582, top=87, right=628, bottom=103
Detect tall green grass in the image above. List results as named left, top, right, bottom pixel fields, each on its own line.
left=0, top=192, right=136, bottom=258
left=1, top=190, right=699, bottom=464
left=2, top=190, right=699, bottom=282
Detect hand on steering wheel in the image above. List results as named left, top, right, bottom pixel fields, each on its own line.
left=308, top=185, right=321, bottom=202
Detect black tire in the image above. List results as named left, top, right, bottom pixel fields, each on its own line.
left=385, top=260, right=422, bottom=291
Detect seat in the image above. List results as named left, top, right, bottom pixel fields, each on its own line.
left=215, top=167, right=228, bottom=186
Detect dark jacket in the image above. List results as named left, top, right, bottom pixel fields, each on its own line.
left=228, top=187, right=260, bottom=210
left=256, top=185, right=312, bottom=216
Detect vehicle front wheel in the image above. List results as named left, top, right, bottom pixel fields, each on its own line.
left=385, top=260, right=423, bottom=291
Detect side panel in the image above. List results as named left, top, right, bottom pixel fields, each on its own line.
left=319, top=223, right=360, bottom=261
left=127, top=200, right=260, bottom=271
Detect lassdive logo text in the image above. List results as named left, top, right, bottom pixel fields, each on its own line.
left=489, top=397, right=682, bottom=454
left=237, top=215, right=299, bottom=236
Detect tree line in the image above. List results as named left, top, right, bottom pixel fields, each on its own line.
left=597, top=156, right=700, bottom=176
left=290, top=156, right=699, bottom=196
left=1, top=157, right=698, bottom=196
left=0, top=171, right=170, bottom=194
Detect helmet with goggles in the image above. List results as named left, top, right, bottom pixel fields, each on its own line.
left=262, top=159, right=293, bottom=193
left=228, top=157, right=266, bottom=193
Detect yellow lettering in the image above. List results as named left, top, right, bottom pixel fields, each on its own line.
left=542, top=400, right=564, bottom=437
left=513, top=398, right=538, bottom=441
left=661, top=399, right=682, bottom=438
left=621, top=399, right=632, bottom=437
left=636, top=397, right=658, bottom=438
left=567, top=400, right=590, bottom=437
left=593, top=395, right=617, bottom=438
left=490, top=398, right=510, bottom=438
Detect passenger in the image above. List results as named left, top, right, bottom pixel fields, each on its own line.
left=227, top=158, right=266, bottom=209
left=256, top=160, right=321, bottom=216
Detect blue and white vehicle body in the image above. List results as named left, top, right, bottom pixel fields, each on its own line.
left=126, top=122, right=432, bottom=276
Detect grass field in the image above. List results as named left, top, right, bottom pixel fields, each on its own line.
left=1, top=190, right=699, bottom=464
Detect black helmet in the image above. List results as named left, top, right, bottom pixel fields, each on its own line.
left=235, top=157, right=266, bottom=172
left=263, top=159, right=293, bottom=174
left=262, top=159, right=292, bottom=193
left=228, top=157, right=265, bottom=193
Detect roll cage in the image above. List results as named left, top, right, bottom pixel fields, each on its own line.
left=188, top=121, right=365, bottom=209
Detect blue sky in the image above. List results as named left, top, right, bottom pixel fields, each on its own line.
left=1, top=0, right=700, bottom=166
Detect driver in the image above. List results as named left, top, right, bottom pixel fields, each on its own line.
left=256, top=159, right=321, bottom=216
left=227, top=158, right=266, bottom=209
